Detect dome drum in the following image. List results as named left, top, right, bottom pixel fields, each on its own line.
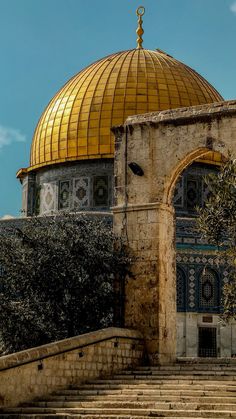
left=21, top=159, right=114, bottom=216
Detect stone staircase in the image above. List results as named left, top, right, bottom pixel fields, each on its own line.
left=2, top=361, right=236, bottom=418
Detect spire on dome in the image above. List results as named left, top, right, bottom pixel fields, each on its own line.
left=136, top=6, right=145, bottom=49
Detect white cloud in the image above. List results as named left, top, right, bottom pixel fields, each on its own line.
left=1, top=214, right=14, bottom=220
left=0, top=125, right=26, bottom=150
left=230, top=2, right=236, bottom=13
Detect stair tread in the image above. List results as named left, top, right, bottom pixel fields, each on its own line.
left=3, top=407, right=236, bottom=415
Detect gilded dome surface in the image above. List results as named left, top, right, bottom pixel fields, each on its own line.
left=29, top=48, right=223, bottom=171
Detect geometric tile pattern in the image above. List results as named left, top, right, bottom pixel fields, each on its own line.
left=58, top=180, right=71, bottom=210
left=40, top=182, right=57, bottom=215
left=199, top=268, right=218, bottom=309
left=176, top=253, right=230, bottom=313
left=176, top=267, right=186, bottom=310
left=188, top=267, right=196, bottom=309
left=73, top=177, right=89, bottom=208
left=93, top=176, right=109, bottom=207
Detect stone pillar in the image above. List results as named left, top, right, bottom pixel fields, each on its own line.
left=113, top=202, right=176, bottom=365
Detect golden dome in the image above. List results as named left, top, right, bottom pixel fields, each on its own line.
left=28, top=48, right=223, bottom=172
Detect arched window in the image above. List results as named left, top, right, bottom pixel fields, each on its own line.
left=173, top=163, right=219, bottom=216
left=176, top=267, right=186, bottom=311
left=199, top=268, right=219, bottom=312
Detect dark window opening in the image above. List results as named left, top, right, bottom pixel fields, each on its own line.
left=198, top=327, right=217, bottom=357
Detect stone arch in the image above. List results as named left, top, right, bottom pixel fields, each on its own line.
left=113, top=102, right=236, bottom=365
left=163, top=148, right=227, bottom=206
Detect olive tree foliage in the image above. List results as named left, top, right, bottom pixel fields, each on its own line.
left=196, top=156, right=236, bottom=320
left=0, top=214, right=128, bottom=354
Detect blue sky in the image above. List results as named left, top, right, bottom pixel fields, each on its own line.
left=0, top=0, right=236, bottom=217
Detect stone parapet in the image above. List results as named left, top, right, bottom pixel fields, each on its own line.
left=0, top=327, right=144, bottom=408
left=123, top=100, right=236, bottom=127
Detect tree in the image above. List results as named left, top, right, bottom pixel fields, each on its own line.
left=0, top=214, right=128, bottom=354
left=196, top=156, right=236, bottom=321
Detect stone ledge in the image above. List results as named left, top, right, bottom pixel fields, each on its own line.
left=112, top=202, right=174, bottom=214
left=120, top=99, right=236, bottom=128
left=0, top=327, right=143, bottom=371
left=177, top=357, right=236, bottom=364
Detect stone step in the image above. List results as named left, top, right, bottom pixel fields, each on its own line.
left=57, top=383, right=236, bottom=395
left=85, top=377, right=236, bottom=384
left=22, top=400, right=236, bottom=410
left=177, top=357, right=236, bottom=364
left=2, top=407, right=236, bottom=417
left=115, top=375, right=236, bottom=380
left=120, top=365, right=236, bottom=376
left=140, top=364, right=236, bottom=369
left=97, top=370, right=236, bottom=376
left=109, top=373, right=236, bottom=382
left=54, top=388, right=236, bottom=397
left=0, top=416, right=228, bottom=419
left=70, top=381, right=236, bottom=388
left=42, top=394, right=236, bottom=403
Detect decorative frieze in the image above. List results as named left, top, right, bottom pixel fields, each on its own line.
left=31, top=160, right=113, bottom=215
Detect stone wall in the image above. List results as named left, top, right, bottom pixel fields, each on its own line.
left=177, top=313, right=236, bottom=358
left=0, top=327, right=143, bottom=408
